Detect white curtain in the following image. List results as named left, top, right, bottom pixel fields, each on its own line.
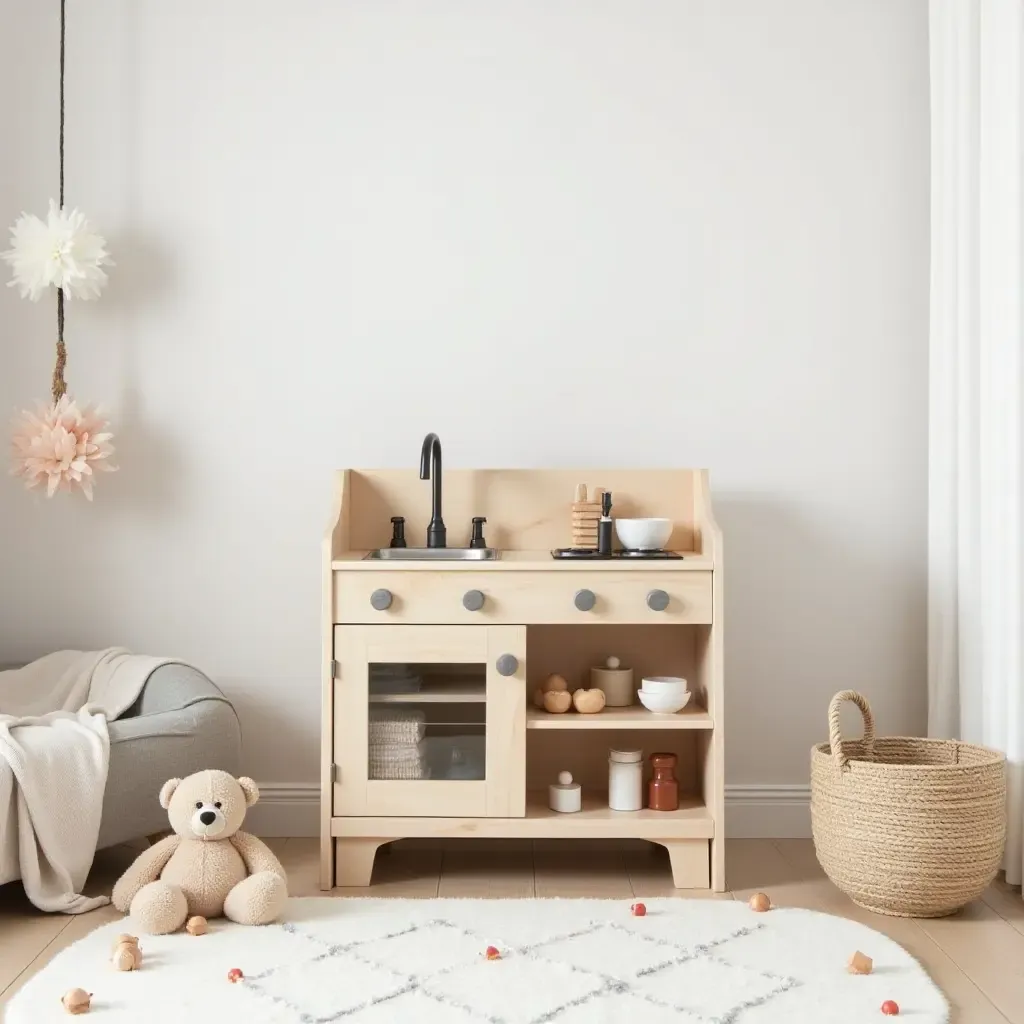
left=928, top=0, right=1024, bottom=885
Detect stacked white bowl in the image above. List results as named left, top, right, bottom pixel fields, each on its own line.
left=638, top=676, right=690, bottom=714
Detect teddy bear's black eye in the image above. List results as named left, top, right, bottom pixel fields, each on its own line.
left=195, top=801, right=203, bottom=809
left=214, top=802, right=222, bottom=809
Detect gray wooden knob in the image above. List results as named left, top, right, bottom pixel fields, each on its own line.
left=370, top=588, right=393, bottom=611
left=646, top=589, right=669, bottom=612
left=462, top=589, right=485, bottom=612
left=574, top=589, right=596, bottom=612
left=495, top=654, right=518, bottom=676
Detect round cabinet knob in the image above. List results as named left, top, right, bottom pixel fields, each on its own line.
left=646, top=589, right=670, bottom=612
left=495, top=654, right=519, bottom=677
left=462, top=589, right=485, bottom=612
left=574, top=589, right=596, bottom=612
left=370, top=588, right=393, bottom=611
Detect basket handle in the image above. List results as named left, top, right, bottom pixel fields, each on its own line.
left=828, top=690, right=875, bottom=770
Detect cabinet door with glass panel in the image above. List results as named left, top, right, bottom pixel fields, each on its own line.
left=332, top=625, right=526, bottom=818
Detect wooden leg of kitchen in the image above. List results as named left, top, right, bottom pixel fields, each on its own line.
left=659, top=840, right=710, bottom=889
left=710, top=837, right=726, bottom=892
left=334, top=837, right=385, bottom=886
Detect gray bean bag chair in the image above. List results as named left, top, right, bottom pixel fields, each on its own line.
left=96, top=663, right=241, bottom=849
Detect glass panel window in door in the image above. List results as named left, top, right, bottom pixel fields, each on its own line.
left=367, top=663, right=486, bottom=782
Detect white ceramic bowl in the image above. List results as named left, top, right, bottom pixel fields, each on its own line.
left=638, top=689, right=692, bottom=714
left=640, top=676, right=689, bottom=695
left=614, top=518, right=673, bottom=551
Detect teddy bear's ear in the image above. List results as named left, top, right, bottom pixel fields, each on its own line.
left=237, top=776, right=260, bottom=807
left=159, top=778, right=182, bottom=809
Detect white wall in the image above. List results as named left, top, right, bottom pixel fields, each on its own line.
left=0, top=0, right=929, bottom=834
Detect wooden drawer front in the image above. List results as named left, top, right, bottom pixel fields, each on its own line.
left=335, top=571, right=713, bottom=625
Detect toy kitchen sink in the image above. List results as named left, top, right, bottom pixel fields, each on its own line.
left=320, top=440, right=724, bottom=892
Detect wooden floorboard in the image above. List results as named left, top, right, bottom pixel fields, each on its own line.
left=0, top=837, right=1016, bottom=1023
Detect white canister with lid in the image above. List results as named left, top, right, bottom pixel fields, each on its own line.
left=608, top=748, right=643, bottom=811
left=590, top=655, right=634, bottom=707
left=548, top=771, right=582, bottom=813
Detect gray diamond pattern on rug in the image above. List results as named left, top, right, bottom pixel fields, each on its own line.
left=241, top=916, right=799, bottom=1023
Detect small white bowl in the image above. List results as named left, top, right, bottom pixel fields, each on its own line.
left=638, top=689, right=692, bottom=714
left=641, top=675, right=689, bottom=695
left=614, top=518, right=673, bottom=551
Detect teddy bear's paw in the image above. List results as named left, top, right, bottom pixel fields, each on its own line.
left=129, top=881, right=189, bottom=935
left=223, top=871, right=287, bottom=926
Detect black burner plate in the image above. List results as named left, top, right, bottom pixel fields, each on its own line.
left=551, top=548, right=684, bottom=560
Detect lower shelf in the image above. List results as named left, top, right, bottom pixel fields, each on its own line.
left=331, top=792, right=714, bottom=841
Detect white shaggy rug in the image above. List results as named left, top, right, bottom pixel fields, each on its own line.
left=7, top=898, right=948, bottom=1023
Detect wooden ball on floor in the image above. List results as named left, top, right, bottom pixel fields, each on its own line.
left=748, top=892, right=771, bottom=912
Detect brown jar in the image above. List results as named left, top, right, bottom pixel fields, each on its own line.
left=648, top=752, right=679, bottom=811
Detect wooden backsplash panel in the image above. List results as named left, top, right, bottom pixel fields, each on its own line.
left=345, top=469, right=697, bottom=551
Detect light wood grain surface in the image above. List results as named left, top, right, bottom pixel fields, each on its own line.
left=1, top=838, right=1020, bottom=1023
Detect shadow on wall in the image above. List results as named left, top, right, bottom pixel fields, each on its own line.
left=105, top=231, right=178, bottom=313
left=227, top=683, right=320, bottom=782
left=101, top=385, right=185, bottom=518
left=715, top=495, right=927, bottom=782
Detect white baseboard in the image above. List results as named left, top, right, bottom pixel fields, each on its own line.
left=248, top=782, right=812, bottom=840
left=246, top=784, right=320, bottom=838
left=724, top=784, right=811, bottom=839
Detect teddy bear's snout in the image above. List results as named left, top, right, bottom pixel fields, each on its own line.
left=190, top=803, right=226, bottom=838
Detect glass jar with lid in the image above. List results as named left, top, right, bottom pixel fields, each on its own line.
left=608, top=748, right=643, bottom=811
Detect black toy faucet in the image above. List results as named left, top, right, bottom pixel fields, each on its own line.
left=419, top=433, right=446, bottom=548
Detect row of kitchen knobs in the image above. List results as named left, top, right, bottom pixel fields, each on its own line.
left=368, top=588, right=671, bottom=612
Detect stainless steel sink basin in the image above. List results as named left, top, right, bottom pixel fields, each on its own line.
left=364, top=547, right=500, bottom=561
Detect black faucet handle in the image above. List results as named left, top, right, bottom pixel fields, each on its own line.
left=469, top=517, right=488, bottom=549
left=389, top=516, right=407, bottom=548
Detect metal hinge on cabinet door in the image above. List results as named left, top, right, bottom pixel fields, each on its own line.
left=332, top=763, right=340, bottom=783
left=332, top=659, right=341, bottom=679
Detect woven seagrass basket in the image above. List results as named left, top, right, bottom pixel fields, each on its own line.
left=811, top=690, right=1007, bottom=918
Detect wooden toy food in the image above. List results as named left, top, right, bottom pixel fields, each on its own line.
left=61, top=989, right=91, bottom=1014
left=543, top=690, right=572, bottom=714
left=572, top=688, right=606, bottom=714
left=534, top=673, right=569, bottom=708
left=111, top=934, right=142, bottom=971
left=186, top=915, right=208, bottom=936
left=848, top=951, right=873, bottom=975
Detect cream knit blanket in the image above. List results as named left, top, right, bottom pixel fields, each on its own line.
left=0, top=648, right=182, bottom=912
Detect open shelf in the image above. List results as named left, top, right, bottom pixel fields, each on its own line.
left=526, top=704, right=711, bottom=729
left=523, top=792, right=713, bottom=838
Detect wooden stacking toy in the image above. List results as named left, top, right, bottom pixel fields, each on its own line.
left=571, top=484, right=603, bottom=549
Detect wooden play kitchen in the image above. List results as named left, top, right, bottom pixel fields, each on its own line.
left=320, top=443, right=725, bottom=891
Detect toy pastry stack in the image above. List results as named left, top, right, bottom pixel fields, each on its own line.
left=571, top=484, right=603, bottom=549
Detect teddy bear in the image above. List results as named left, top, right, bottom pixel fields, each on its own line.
left=112, top=769, right=288, bottom=934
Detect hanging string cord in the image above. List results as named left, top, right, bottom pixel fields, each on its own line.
left=59, top=0, right=65, bottom=208
left=52, top=0, right=67, bottom=403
